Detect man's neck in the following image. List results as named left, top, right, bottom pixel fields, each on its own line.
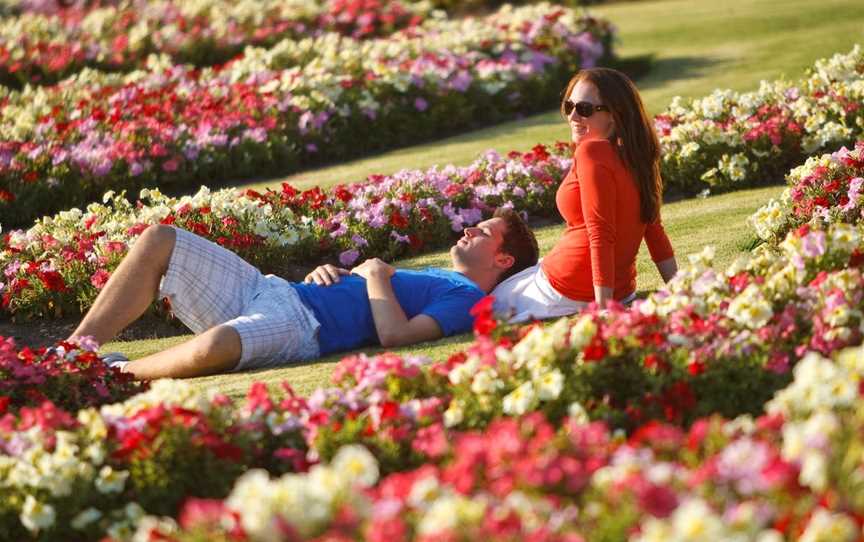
left=450, top=267, right=497, bottom=293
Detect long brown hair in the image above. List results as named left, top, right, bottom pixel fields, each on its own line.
left=561, top=68, right=662, bottom=223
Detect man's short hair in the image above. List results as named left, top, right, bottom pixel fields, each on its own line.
left=493, top=208, right=539, bottom=285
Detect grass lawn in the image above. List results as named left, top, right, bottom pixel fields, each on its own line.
left=101, top=0, right=864, bottom=398
left=240, top=0, right=864, bottom=193
left=104, top=184, right=785, bottom=399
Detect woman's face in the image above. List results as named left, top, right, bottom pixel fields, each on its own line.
left=565, top=80, right=615, bottom=147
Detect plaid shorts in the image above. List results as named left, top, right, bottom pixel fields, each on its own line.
left=157, top=227, right=321, bottom=371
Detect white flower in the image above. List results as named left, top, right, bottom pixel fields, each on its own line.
left=799, top=508, right=857, bottom=542
left=569, top=315, right=597, bottom=352
left=670, top=498, right=725, bottom=540
left=417, top=495, right=486, bottom=535
left=95, top=465, right=129, bottom=494
left=332, top=445, right=379, bottom=488
left=20, top=496, right=55, bottom=533
left=502, top=382, right=536, bottom=416
left=407, top=475, right=441, bottom=508
left=470, top=368, right=503, bottom=395
left=799, top=451, right=829, bottom=492
left=448, top=356, right=478, bottom=385
left=71, top=508, right=102, bottom=530
left=567, top=402, right=590, bottom=424
left=443, top=400, right=464, bottom=427
left=726, top=284, right=774, bottom=328
left=535, top=369, right=564, bottom=401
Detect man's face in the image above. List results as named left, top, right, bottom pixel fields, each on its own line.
left=450, top=216, right=511, bottom=271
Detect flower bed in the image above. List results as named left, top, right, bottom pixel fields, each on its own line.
left=130, top=345, right=864, bottom=542
left=0, top=143, right=566, bottom=320
left=0, top=0, right=428, bottom=87
left=750, top=140, right=864, bottom=245
left=0, top=344, right=854, bottom=541
left=2, top=141, right=864, bottom=540
left=657, top=45, right=864, bottom=193
left=0, top=3, right=614, bottom=226
left=0, top=378, right=311, bottom=541
left=0, top=336, right=145, bottom=415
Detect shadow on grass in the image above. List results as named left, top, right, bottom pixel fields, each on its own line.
left=635, top=55, right=729, bottom=91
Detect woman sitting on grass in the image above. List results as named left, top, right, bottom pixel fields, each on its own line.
left=493, top=67, right=679, bottom=322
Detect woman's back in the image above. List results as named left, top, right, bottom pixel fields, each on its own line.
left=542, top=139, right=673, bottom=302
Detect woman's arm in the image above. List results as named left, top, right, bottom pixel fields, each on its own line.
left=577, top=141, right=618, bottom=305
left=593, top=285, right=614, bottom=305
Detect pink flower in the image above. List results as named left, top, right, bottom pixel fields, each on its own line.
left=412, top=423, right=449, bottom=459
left=90, top=269, right=110, bottom=289
left=162, top=158, right=180, bottom=172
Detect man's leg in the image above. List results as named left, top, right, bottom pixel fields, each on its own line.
left=122, top=324, right=241, bottom=379
left=69, top=224, right=176, bottom=345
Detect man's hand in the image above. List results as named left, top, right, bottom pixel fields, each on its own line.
left=350, top=258, right=395, bottom=281
left=304, top=264, right=350, bottom=286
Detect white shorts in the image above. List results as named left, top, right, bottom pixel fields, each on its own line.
left=491, top=260, right=635, bottom=323
left=157, top=227, right=321, bottom=371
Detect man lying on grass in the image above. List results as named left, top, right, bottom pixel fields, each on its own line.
left=67, top=208, right=539, bottom=379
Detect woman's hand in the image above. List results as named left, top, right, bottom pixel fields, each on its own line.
left=593, top=285, right=614, bottom=307
left=655, top=257, right=678, bottom=283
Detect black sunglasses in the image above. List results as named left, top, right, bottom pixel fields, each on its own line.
left=563, top=100, right=609, bottom=118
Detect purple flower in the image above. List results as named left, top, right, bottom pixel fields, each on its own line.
left=129, top=162, right=144, bottom=176
left=351, top=234, right=369, bottom=247
left=391, top=231, right=410, bottom=243
left=368, top=213, right=387, bottom=229
left=449, top=71, right=473, bottom=92
left=306, top=143, right=318, bottom=153
left=298, top=111, right=314, bottom=135
left=459, top=207, right=483, bottom=225
left=339, top=249, right=360, bottom=267
left=414, top=97, right=428, bottom=112
left=313, top=111, right=331, bottom=130
left=93, top=159, right=113, bottom=177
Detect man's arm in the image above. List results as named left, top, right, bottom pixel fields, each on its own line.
left=351, top=258, right=443, bottom=348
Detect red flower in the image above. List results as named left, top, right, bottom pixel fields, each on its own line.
left=0, top=396, right=9, bottom=415
left=38, top=270, right=68, bottom=292
left=380, top=401, right=400, bottom=422
left=0, top=188, right=14, bottom=202
left=334, top=184, right=353, bottom=203
left=582, top=337, right=607, bottom=361
left=642, top=353, right=668, bottom=372
left=389, top=211, right=408, bottom=229
left=469, top=295, right=496, bottom=336
left=245, top=381, right=274, bottom=414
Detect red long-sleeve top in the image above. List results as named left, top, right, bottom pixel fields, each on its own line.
left=541, top=139, right=674, bottom=302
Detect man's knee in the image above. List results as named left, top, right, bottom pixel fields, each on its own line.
left=135, top=224, right=176, bottom=272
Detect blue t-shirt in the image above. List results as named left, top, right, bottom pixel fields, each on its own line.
left=290, top=268, right=484, bottom=355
